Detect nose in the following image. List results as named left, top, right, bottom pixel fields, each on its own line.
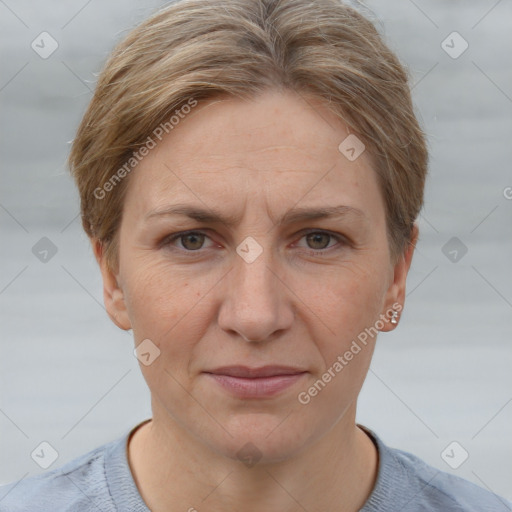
left=217, top=243, right=293, bottom=343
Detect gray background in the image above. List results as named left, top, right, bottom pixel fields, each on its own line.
left=1, top=0, right=511, bottom=505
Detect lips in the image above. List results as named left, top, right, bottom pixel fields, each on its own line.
left=204, top=366, right=308, bottom=398
left=206, top=365, right=306, bottom=378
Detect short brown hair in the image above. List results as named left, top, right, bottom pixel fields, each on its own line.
left=69, top=0, right=428, bottom=272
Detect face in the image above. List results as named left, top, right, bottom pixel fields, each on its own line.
left=96, top=89, right=416, bottom=463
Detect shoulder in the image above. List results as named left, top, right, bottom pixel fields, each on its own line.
left=360, top=425, right=512, bottom=512
left=0, top=438, right=120, bottom=512
left=392, top=446, right=510, bottom=511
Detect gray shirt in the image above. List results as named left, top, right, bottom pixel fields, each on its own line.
left=1, top=420, right=510, bottom=511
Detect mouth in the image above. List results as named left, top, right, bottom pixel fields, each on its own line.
left=203, top=366, right=308, bottom=399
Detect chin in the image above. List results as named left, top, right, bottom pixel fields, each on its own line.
left=206, top=410, right=319, bottom=465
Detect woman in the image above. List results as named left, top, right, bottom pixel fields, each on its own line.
left=1, top=0, right=510, bottom=510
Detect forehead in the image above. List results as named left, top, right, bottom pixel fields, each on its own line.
left=123, top=90, right=384, bottom=220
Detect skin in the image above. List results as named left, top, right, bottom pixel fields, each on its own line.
left=93, top=89, right=418, bottom=512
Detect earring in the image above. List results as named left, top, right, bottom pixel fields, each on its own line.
left=390, top=309, right=399, bottom=325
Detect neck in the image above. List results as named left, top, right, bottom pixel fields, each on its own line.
left=127, top=404, right=378, bottom=512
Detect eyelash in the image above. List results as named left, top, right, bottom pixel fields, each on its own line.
left=160, top=229, right=348, bottom=256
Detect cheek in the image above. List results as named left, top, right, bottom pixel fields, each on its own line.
left=296, top=260, right=389, bottom=401
left=122, top=260, right=193, bottom=340
left=295, top=267, right=382, bottom=417
left=122, top=259, right=220, bottom=372
left=302, top=260, right=387, bottom=340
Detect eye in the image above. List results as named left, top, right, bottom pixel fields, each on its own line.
left=161, top=229, right=346, bottom=254
left=162, top=231, right=214, bottom=251
left=295, top=230, right=345, bottom=252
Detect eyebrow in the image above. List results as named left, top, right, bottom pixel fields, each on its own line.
left=144, top=203, right=368, bottom=227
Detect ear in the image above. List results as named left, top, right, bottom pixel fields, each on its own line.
left=379, top=223, right=419, bottom=332
left=91, top=238, right=132, bottom=331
